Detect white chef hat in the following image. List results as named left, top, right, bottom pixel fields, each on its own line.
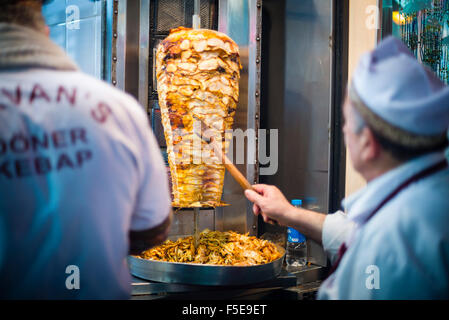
left=350, top=36, right=449, bottom=149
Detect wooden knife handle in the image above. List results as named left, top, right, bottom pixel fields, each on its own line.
left=211, top=141, right=279, bottom=225
left=210, top=140, right=251, bottom=189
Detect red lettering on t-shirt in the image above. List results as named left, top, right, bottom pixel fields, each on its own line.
left=56, top=86, right=77, bottom=106
left=76, top=149, right=92, bottom=168
left=70, top=128, right=87, bottom=146
left=30, top=134, right=49, bottom=152
left=10, top=134, right=29, bottom=153
left=30, top=84, right=51, bottom=104
left=1, top=86, right=21, bottom=106
left=56, top=153, right=74, bottom=171
left=51, top=131, right=68, bottom=149
left=0, top=161, right=12, bottom=179
left=91, top=102, right=112, bottom=124
left=0, top=139, right=6, bottom=155
left=15, top=159, right=33, bottom=178
left=35, top=157, right=52, bottom=175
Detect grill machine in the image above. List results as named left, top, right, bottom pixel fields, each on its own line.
left=107, top=0, right=348, bottom=299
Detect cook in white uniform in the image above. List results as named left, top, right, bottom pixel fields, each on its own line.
left=245, top=36, right=449, bottom=299
left=0, top=0, right=172, bottom=299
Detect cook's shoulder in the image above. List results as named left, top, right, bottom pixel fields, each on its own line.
left=355, top=203, right=449, bottom=298
left=363, top=168, right=449, bottom=265
left=396, top=167, right=449, bottom=222
left=375, top=171, right=449, bottom=250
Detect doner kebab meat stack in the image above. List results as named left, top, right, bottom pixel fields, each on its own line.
left=156, top=27, right=241, bottom=208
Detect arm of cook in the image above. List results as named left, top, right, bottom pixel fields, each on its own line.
left=126, top=101, right=173, bottom=255
left=321, top=210, right=356, bottom=263
left=244, top=184, right=355, bottom=263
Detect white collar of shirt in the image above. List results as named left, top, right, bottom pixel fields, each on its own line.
left=342, top=151, right=447, bottom=226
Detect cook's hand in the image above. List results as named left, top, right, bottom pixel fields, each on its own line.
left=244, top=184, right=293, bottom=226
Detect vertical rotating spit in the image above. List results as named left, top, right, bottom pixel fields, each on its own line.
left=193, top=207, right=199, bottom=247
left=171, top=205, right=222, bottom=243
left=149, top=0, right=222, bottom=241
left=192, top=0, right=201, bottom=248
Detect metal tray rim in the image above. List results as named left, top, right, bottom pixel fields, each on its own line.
left=128, top=246, right=286, bottom=286
left=129, top=245, right=285, bottom=269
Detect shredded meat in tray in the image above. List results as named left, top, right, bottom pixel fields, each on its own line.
left=139, top=230, right=283, bottom=266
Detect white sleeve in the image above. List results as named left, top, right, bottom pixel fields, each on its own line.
left=322, top=210, right=355, bottom=264
left=129, top=110, right=171, bottom=231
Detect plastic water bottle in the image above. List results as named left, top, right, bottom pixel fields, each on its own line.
left=286, top=199, right=307, bottom=272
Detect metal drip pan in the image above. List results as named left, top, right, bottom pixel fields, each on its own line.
left=128, top=247, right=285, bottom=286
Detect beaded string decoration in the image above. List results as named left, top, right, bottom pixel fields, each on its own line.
left=398, top=0, right=449, bottom=84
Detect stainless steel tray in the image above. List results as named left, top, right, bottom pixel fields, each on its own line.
left=128, top=247, right=285, bottom=286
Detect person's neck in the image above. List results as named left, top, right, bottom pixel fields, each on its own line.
left=362, top=155, right=404, bottom=183
left=0, top=22, right=78, bottom=71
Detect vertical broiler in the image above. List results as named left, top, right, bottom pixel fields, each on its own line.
left=125, top=1, right=288, bottom=286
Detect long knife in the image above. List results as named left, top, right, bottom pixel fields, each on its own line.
left=193, top=116, right=279, bottom=225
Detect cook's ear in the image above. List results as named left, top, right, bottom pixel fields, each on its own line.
left=359, top=127, right=380, bottom=161
left=45, top=25, right=50, bottom=37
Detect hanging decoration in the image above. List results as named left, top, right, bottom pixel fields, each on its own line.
left=399, top=0, right=449, bottom=83
left=398, top=0, right=433, bottom=14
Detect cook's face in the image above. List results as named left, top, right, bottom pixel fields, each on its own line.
left=343, top=96, right=363, bottom=172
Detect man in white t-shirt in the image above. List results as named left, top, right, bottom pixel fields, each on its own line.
left=0, top=0, right=172, bottom=299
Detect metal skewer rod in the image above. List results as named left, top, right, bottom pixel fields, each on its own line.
left=193, top=207, right=200, bottom=249
left=193, top=0, right=201, bottom=29
left=191, top=1, right=201, bottom=250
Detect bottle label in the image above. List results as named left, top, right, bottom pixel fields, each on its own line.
left=287, top=227, right=305, bottom=243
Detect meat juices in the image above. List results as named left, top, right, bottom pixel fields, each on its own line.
left=156, top=27, right=241, bottom=208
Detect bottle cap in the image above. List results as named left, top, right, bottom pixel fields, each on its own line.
left=291, top=199, right=302, bottom=206
left=287, top=227, right=306, bottom=243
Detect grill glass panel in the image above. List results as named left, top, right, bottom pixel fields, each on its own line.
left=155, top=0, right=217, bottom=33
